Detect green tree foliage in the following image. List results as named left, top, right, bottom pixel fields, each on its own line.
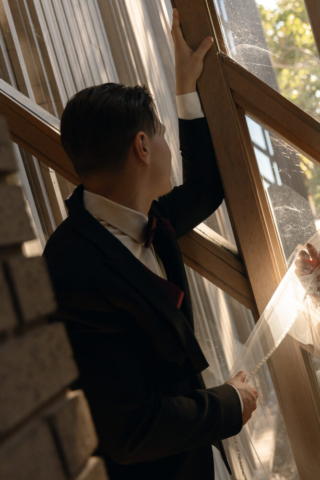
left=259, top=0, right=320, bottom=211
left=259, top=0, right=320, bottom=117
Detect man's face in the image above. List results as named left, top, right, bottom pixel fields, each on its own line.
left=148, top=122, right=172, bottom=198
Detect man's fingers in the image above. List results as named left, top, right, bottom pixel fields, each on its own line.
left=171, top=8, right=184, bottom=46
left=235, top=371, right=246, bottom=382
left=295, top=267, right=312, bottom=276
left=193, top=37, right=214, bottom=61
left=306, top=243, right=320, bottom=261
left=295, top=259, right=313, bottom=271
left=252, top=388, right=258, bottom=400
left=298, top=249, right=310, bottom=260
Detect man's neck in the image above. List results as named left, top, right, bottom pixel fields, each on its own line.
left=83, top=183, right=152, bottom=216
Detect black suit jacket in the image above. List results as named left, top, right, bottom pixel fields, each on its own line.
left=43, top=117, right=242, bottom=480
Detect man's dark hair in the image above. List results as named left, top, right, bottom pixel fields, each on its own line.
left=60, top=83, right=160, bottom=179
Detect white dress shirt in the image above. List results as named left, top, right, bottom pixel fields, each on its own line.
left=83, top=190, right=168, bottom=279
left=83, top=91, right=243, bottom=413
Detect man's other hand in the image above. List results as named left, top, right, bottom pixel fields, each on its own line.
left=295, top=243, right=320, bottom=304
left=295, top=243, right=320, bottom=277
left=171, top=8, right=213, bottom=95
left=225, top=371, right=258, bottom=426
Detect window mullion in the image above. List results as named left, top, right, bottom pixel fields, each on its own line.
left=305, top=0, right=320, bottom=58
left=172, top=0, right=320, bottom=477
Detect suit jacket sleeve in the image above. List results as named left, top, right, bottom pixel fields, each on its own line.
left=152, top=117, right=224, bottom=239
left=55, top=286, right=242, bottom=466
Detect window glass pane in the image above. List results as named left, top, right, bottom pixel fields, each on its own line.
left=247, top=114, right=320, bottom=395
left=213, top=0, right=320, bottom=121
left=14, top=143, right=69, bottom=241
left=189, top=268, right=299, bottom=479
left=0, top=1, right=79, bottom=235
left=0, top=0, right=115, bottom=116
left=247, top=115, right=320, bottom=263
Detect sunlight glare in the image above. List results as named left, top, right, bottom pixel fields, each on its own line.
left=256, top=0, right=278, bottom=9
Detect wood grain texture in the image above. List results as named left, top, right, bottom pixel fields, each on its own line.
left=305, top=0, right=320, bottom=57
left=179, top=224, right=257, bottom=312
left=174, top=0, right=283, bottom=309
left=222, top=54, right=320, bottom=166
left=0, top=80, right=79, bottom=185
left=236, top=105, right=286, bottom=271
left=173, top=0, right=320, bottom=477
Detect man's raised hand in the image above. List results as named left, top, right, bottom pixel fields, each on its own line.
left=225, top=371, right=258, bottom=426
left=171, top=8, right=213, bottom=95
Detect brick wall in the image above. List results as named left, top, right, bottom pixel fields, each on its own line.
left=0, top=116, right=109, bottom=480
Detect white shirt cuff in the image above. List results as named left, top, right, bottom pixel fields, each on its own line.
left=229, top=385, right=243, bottom=413
left=176, top=92, right=205, bottom=120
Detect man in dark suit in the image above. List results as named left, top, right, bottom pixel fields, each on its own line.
left=43, top=8, right=258, bottom=480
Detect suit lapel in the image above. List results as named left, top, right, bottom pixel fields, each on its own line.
left=65, top=185, right=208, bottom=374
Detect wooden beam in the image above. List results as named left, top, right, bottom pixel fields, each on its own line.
left=0, top=79, right=79, bottom=185
left=172, top=0, right=320, bottom=477
left=236, top=104, right=286, bottom=271
left=304, top=0, right=320, bottom=57
left=179, top=224, right=257, bottom=313
left=222, top=54, right=320, bottom=166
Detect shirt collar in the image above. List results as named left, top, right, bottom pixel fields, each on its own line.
left=83, top=189, right=148, bottom=245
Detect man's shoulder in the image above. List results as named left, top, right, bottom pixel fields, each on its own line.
left=44, top=216, right=85, bottom=260
left=43, top=216, right=104, bottom=285
left=45, top=216, right=72, bottom=246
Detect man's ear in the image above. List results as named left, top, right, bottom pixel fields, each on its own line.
left=133, top=131, right=150, bottom=166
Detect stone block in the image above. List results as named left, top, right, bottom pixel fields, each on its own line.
left=0, top=322, right=78, bottom=434
left=47, top=390, right=98, bottom=477
left=0, top=184, right=34, bottom=246
left=75, top=457, right=109, bottom=480
left=0, top=116, right=17, bottom=173
left=0, top=420, right=67, bottom=480
left=6, top=255, right=56, bottom=323
left=0, top=263, right=18, bottom=331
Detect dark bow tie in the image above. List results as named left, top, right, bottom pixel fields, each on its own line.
left=144, top=215, right=158, bottom=248
left=144, top=215, right=175, bottom=248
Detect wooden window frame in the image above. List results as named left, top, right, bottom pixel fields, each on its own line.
left=169, top=1, right=320, bottom=478
left=305, top=0, right=320, bottom=57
